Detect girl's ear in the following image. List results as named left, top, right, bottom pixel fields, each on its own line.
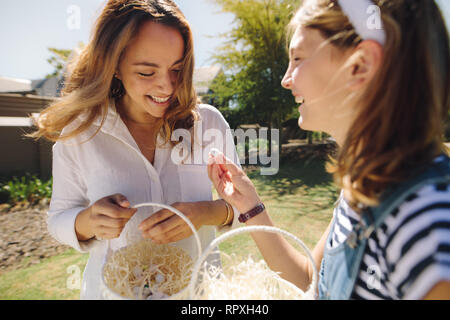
left=346, top=40, right=383, bottom=91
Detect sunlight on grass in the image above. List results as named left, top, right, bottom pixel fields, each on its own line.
left=0, top=249, right=88, bottom=300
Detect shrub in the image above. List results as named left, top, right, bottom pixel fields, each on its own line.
left=0, top=174, right=52, bottom=205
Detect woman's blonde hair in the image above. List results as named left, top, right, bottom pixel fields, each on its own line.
left=31, top=0, right=199, bottom=144
left=289, top=0, right=450, bottom=211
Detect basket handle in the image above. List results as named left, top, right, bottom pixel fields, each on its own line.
left=188, top=225, right=318, bottom=299
left=129, top=202, right=203, bottom=262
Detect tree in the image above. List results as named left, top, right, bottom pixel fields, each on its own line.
left=46, top=48, right=72, bottom=79
left=45, top=43, right=84, bottom=79
left=208, top=0, right=301, bottom=151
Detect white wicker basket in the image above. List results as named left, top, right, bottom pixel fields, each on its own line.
left=188, top=225, right=318, bottom=300
left=100, top=202, right=202, bottom=300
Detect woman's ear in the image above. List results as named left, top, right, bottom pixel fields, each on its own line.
left=346, top=40, right=383, bottom=91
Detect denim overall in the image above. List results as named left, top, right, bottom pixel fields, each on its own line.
left=318, top=155, right=450, bottom=300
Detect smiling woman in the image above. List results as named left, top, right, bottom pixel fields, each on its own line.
left=32, top=0, right=198, bottom=145
left=28, top=0, right=242, bottom=300
left=115, top=21, right=185, bottom=122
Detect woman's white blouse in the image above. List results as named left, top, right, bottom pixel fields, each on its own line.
left=47, top=103, right=241, bottom=299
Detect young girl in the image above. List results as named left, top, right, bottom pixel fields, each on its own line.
left=208, top=0, right=450, bottom=299
left=33, top=0, right=240, bottom=299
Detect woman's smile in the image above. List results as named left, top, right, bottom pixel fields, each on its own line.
left=146, top=94, right=172, bottom=106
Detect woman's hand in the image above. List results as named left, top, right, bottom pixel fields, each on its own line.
left=139, top=201, right=215, bottom=244
left=207, top=151, right=262, bottom=214
left=75, top=194, right=137, bottom=241
left=139, top=200, right=230, bottom=244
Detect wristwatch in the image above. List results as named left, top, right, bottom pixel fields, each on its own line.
left=238, top=203, right=266, bottom=223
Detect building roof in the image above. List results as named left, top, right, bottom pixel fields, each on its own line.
left=0, top=76, right=64, bottom=97
left=31, top=76, right=64, bottom=97
left=0, top=76, right=33, bottom=94
left=193, top=65, right=222, bottom=95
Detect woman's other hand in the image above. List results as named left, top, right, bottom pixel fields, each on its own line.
left=207, top=151, right=262, bottom=214
left=75, top=194, right=137, bottom=241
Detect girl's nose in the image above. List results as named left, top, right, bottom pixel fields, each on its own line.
left=281, top=72, right=292, bottom=90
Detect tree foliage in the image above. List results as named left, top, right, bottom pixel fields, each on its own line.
left=45, top=43, right=84, bottom=79
left=207, top=0, right=301, bottom=132
left=46, top=48, right=72, bottom=79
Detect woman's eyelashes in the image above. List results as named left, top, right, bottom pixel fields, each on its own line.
left=138, top=72, right=155, bottom=77
left=138, top=69, right=181, bottom=78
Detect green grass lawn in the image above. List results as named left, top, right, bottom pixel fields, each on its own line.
left=0, top=159, right=338, bottom=300
left=0, top=249, right=88, bottom=300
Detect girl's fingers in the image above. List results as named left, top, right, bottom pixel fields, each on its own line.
left=208, top=163, right=222, bottom=187
left=213, top=162, right=235, bottom=197
left=207, top=158, right=213, bottom=180
left=215, top=152, right=243, bottom=177
left=209, top=150, right=261, bottom=214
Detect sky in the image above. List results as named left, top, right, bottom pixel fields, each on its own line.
left=0, top=0, right=449, bottom=81
left=0, top=0, right=234, bottom=80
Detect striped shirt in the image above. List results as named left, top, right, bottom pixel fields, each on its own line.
left=329, top=155, right=450, bottom=299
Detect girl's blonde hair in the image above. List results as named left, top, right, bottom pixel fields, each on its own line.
left=31, top=0, right=199, bottom=144
left=289, top=0, right=450, bottom=211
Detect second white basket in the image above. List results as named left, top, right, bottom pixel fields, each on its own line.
left=188, top=225, right=318, bottom=300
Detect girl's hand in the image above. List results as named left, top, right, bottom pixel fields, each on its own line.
left=78, top=194, right=137, bottom=240
left=207, top=151, right=262, bottom=214
left=139, top=201, right=211, bottom=244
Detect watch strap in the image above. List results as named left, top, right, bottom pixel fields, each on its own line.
left=238, top=203, right=266, bottom=223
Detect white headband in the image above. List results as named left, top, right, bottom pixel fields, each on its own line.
left=338, top=0, right=386, bottom=46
